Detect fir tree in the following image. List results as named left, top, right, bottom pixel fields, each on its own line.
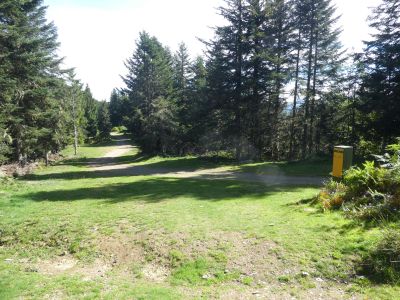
left=109, top=89, right=127, bottom=128
left=97, top=101, right=112, bottom=140
left=291, top=0, right=343, bottom=157
left=82, top=85, right=99, bottom=139
left=173, top=42, right=192, bottom=150
left=122, top=32, right=178, bottom=154
left=206, top=0, right=249, bottom=160
left=0, top=0, right=64, bottom=164
left=359, top=0, right=400, bottom=148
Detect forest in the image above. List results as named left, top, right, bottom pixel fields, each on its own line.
left=109, top=0, right=400, bottom=161
left=0, top=0, right=399, bottom=166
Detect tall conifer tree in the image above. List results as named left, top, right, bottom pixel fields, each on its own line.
left=359, top=0, right=400, bottom=148
left=0, top=0, right=64, bottom=163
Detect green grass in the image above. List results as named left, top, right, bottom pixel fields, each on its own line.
left=61, top=140, right=116, bottom=160
left=107, top=152, right=332, bottom=177
left=0, top=137, right=399, bottom=299
left=230, top=159, right=332, bottom=177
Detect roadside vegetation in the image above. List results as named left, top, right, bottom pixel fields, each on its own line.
left=316, top=143, right=400, bottom=285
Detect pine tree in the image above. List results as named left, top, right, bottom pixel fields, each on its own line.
left=261, top=0, right=293, bottom=159
left=291, top=0, right=343, bottom=158
left=82, top=85, right=99, bottom=138
left=172, top=43, right=193, bottom=151
left=109, top=89, right=127, bottom=128
left=173, top=43, right=192, bottom=102
left=203, top=40, right=233, bottom=153
left=359, top=0, right=400, bottom=148
left=186, top=56, right=209, bottom=151
left=245, top=0, right=266, bottom=158
left=66, top=75, right=86, bottom=155
left=122, top=32, right=178, bottom=154
left=0, top=0, right=64, bottom=164
left=205, top=0, right=294, bottom=160
left=206, top=0, right=249, bottom=160
left=97, top=101, right=112, bottom=140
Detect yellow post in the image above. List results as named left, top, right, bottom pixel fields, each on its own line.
left=332, top=146, right=353, bottom=178
left=332, top=148, right=344, bottom=178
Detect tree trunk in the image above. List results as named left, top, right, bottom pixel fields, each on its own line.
left=45, top=151, right=49, bottom=167
left=289, top=30, right=301, bottom=160
left=235, top=0, right=244, bottom=161
left=72, top=92, right=78, bottom=156
left=252, top=6, right=262, bottom=160
left=74, top=123, right=78, bottom=156
left=272, top=6, right=284, bottom=160
left=302, top=6, right=315, bottom=159
left=309, top=29, right=319, bottom=154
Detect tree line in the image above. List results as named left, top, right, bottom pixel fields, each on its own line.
left=0, top=0, right=111, bottom=165
left=1, top=0, right=398, bottom=166
left=111, top=0, right=399, bottom=161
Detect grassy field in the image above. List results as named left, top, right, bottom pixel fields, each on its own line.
left=122, top=153, right=333, bottom=177
left=0, top=138, right=399, bottom=299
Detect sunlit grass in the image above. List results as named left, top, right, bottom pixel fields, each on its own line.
left=0, top=138, right=399, bottom=299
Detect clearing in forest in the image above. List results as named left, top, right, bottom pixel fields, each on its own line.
left=0, top=135, right=398, bottom=299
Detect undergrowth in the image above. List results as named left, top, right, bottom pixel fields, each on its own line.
left=361, top=229, right=400, bottom=284
left=316, top=143, right=400, bottom=283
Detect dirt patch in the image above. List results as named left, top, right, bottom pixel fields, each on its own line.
left=94, top=229, right=360, bottom=299
left=142, top=263, right=170, bottom=282
left=217, top=283, right=355, bottom=300
left=97, top=235, right=144, bottom=267
left=94, top=229, right=283, bottom=283
left=222, top=233, right=283, bottom=280
left=33, top=256, right=109, bottom=281
left=0, top=162, right=39, bottom=177
left=24, top=229, right=360, bottom=298
left=101, top=144, right=134, bottom=159
left=38, top=257, right=77, bottom=274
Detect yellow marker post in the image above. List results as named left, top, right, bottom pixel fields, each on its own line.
left=332, top=146, right=353, bottom=178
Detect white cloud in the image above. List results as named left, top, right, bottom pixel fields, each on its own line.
left=45, top=0, right=382, bottom=100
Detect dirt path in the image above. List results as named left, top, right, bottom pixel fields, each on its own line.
left=91, top=138, right=326, bottom=186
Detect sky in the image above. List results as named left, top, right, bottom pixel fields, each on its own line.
left=44, top=0, right=382, bottom=101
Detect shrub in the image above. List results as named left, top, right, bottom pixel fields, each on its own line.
left=358, top=139, right=381, bottom=159
left=317, top=160, right=399, bottom=221
left=317, top=179, right=347, bottom=210
left=361, top=229, right=400, bottom=283
left=343, top=161, right=387, bottom=197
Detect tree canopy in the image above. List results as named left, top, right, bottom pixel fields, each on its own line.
left=0, top=0, right=110, bottom=165
left=1, top=0, right=399, bottom=165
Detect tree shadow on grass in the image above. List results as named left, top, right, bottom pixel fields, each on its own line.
left=24, top=165, right=325, bottom=186
left=61, top=155, right=234, bottom=172
left=58, top=152, right=150, bottom=168
left=23, top=177, right=306, bottom=204
left=24, top=164, right=186, bottom=181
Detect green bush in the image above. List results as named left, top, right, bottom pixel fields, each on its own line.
left=357, top=139, right=381, bottom=159
left=361, top=229, right=400, bottom=283
left=343, top=161, right=388, bottom=197
left=317, top=179, right=347, bottom=210
left=316, top=160, right=399, bottom=221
